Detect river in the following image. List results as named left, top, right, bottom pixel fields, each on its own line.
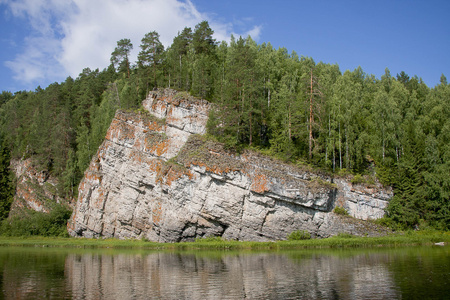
left=0, top=245, right=448, bottom=299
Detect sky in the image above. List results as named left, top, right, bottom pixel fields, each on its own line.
left=0, top=0, right=449, bottom=92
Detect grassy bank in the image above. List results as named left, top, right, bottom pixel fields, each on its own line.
left=0, top=230, right=448, bottom=251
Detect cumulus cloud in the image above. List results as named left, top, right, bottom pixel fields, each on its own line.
left=2, top=0, right=262, bottom=88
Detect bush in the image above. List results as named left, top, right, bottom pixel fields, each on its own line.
left=351, top=174, right=364, bottom=185
left=0, top=206, right=72, bottom=237
left=287, top=230, right=311, bottom=241
left=333, top=206, right=349, bottom=216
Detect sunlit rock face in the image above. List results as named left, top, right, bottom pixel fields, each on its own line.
left=68, top=89, right=392, bottom=241
left=335, top=178, right=392, bottom=220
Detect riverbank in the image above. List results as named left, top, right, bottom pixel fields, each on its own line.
left=0, top=230, right=448, bottom=250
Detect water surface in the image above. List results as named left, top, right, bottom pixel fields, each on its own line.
left=0, top=245, right=448, bottom=299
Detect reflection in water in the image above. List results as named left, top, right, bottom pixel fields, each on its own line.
left=0, top=246, right=449, bottom=299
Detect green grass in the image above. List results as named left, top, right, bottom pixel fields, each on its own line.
left=0, top=230, right=448, bottom=251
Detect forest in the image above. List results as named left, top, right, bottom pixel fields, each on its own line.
left=0, top=21, right=448, bottom=231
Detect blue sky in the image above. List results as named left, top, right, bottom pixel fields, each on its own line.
left=1, top=0, right=449, bottom=92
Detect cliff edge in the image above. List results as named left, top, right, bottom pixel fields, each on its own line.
left=68, top=89, right=392, bottom=241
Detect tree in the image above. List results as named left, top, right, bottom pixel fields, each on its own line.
left=138, top=31, right=164, bottom=89
left=192, top=21, right=216, bottom=55
left=170, top=27, right=193, bottom=90
left=0, top=91, right=13, bottom=106
left=190, top=21, right=217, bottom=99
left=215, top=36, right=258, bottom=146
left=269, top=60, right=300, bottom=158
left=440, top=73, right=448, bottom=85
left=304, top=66, right=323, bottom=161
left=111, top=38, right=133, bottom=77
left=396, top=71, right=410, bottom=87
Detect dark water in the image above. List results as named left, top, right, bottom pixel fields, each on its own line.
left=0, top=246, right=448, bottom=299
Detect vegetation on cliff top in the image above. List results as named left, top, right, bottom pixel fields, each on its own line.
left=0, top=20, right=448, bottom=231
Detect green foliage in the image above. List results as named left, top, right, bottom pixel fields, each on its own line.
left=351, top=174, right=364, bottom=184
left=0, top=206, right=72, bottom=237
left=138, top=31, right=164, bottom=89
left=350, top=174, right=375, bottom=186
left=336, top=232, right=355, bottom=238
left=287, top=230, right=311, bottom=240
left=111, top=38, right=133, bottom=76
left=0, top=137, right=14, bottom=221
left=373, top=217, right=399, bottom=230
left=195, top=236, right=225, bottom=243
left=333, top=206, right=349, bottom=216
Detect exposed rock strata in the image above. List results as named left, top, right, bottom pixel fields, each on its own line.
left=68, top=89, right=392, bottom=241
left=10, top=159, right=72, bottom=215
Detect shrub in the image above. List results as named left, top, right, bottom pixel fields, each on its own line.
left=333, top=206, right=349, bottom=216
left=287, top=230, right=311, bottom=241
left=372, top=216, right=402, bottom=231
left=351, top=174, right=364, bottom=185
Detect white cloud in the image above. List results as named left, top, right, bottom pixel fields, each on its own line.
left=5, top=35, right=65, bottom=84
left=3, top=0, right=262, bottom=87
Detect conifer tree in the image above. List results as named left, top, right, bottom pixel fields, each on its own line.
left=111, top=38, right=133, bottom=77
left=138, top=31, right=164, bottom=89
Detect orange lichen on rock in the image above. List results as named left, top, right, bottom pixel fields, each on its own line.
left=151, top=200, right=162, bottom=225
left=105, top=118, right=136, bottom=145
left=85, top=171, right=102, bottom=185
left=152, top=99, right=167, bottom=113
left=164, top=166, right=193, bottom=186
left=144, top=119, right=164, bottom=132
left=143, top=132, right=168, bottom=156
left=128, top=149, right=145, bottom=164
left=67, top=210, right=77, bottom=231
left=154, top=140, right=168, bottom=156
left=118, top=123, right=136, bottom=141
left=251, top=173, right=270, bottom=194
left=104, top=119, right=122, bottom=140
left=147, top=159, right=163, bottom=179
left=92, top=186, right=107, bottom=209
left=14, top=183, right=48, bottom=212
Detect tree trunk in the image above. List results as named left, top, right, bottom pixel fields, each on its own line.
left=288, top=102, right=292, bottom=141
left=345, top=127, right=349, bottom=169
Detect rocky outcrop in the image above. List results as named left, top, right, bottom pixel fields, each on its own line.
left=335, top=178, right=392, bottom=220
left=9, top=159, right=73, bottom=216
left=68, top=89, right=392, bottom=241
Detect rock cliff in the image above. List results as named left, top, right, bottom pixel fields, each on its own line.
left=10, top=158, right=73, bottom=216
left=68, top=89, right=392, bottom=241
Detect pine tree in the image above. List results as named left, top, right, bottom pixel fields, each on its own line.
left=111, top=38, right=133, bottom=78
left=138, top=31, right=164, bottom=89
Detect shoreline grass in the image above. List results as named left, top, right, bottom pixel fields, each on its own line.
left=0, top=230, right=448, bottom=251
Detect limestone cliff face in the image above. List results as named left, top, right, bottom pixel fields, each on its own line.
left=68, top=89, right=392, bottom=241
left=9, top=159, right=73, bottom=215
